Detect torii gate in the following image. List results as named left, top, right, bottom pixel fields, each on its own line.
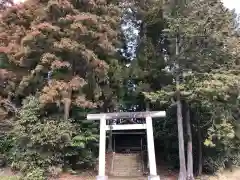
left=87, top=111, right=166, bottom=180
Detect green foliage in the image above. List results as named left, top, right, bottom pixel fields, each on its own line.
left=0, top=136, right=14, bottom=155
left=204, top=121, right=235, bottom=148
left=203, top=149, right=240, bottom=173
left=135, top=0, right=240, bottom=174
left=71, top=134, right=98, bottom=148
left=1, top=0, right=240, bottom=177
left=11, top=96, right=73, bottom=169
left=0, top=176, right=20, bottom=180
left=9, top=96, right=98, bottom=176
left=0, top=1, right=124, bottom=175
left=21, top=168, right=45, bottom=180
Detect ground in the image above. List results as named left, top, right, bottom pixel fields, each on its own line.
left=0, top=168, right=20, bottom=180
left=198, top=167, right=240, bottom=180
left=0, top=167, right=240, bottom=180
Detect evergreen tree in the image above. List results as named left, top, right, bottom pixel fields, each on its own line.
left=0, top=0, right=124, bottom=177
left=0, top=0, right=123, bottom=115
left=136, top=0, right=240, bottom=177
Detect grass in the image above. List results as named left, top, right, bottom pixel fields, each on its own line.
left=0, top=175, right=20, bottom=180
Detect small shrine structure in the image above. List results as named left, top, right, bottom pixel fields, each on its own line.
left=87, top=111, right=166, bottom=180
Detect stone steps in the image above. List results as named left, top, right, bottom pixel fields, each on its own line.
left=109, top=176, right=146, bottom=180
left=111, top=153, right=143, bottom=177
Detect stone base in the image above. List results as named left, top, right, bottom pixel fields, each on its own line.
left=96, top=176, right=108, bottom=180
left=148, top=175, right=160, bottom=180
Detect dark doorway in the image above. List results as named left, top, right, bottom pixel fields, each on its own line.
left=112, top=131, right=146, bottom=153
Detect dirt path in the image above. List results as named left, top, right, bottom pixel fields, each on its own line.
left=56, top=168, right=240, bottom=180
left=1, top=167, right=240, bottom=180
left=57, top=175, right=175, bottom=180
left=198, top=168, right=240, bottom=180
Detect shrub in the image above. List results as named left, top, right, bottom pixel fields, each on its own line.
left=9, top=95, right=99, bottom=176
left=0, top=136, right=14, bottom=155
left=21, top=168, right=45, bottom=180
left=10, top=96, right=75, bottom=172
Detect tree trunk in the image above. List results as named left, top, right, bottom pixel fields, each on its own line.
left=107, top=108, right=113, bottom=152
left=186, top=104, right=194, bottom=180
left=176, top=35, right=187, bottom=180
left=197, top=117, right=202, bottom=176
left=63, top=90, right=72, bottom=121
left=176, top=90, right=187, bottom=180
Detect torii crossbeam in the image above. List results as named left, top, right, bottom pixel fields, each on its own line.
left=87, top=111, right=166, bottom=180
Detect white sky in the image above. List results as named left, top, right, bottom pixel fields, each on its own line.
left=222, top=0, right=240, bottom=13
left=12, top=0, right=240, bottom=13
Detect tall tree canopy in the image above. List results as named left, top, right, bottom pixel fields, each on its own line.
left=137, top=0, right=240, bottom=175
left=0, top=0, right=125, bottom=115
left=0, top=0, right=240, bottom=179
left=0, top=0, right=126, bottom=178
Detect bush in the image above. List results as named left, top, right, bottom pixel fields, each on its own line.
left=10, top=96, right=75, bottom=172
left=203, top=119, right=240, bottom=173
left=47, top=166, right=62, bottom=178
left=9, top=96, right=99, bottom=177
left=21, top=168, right=45, bottom=180
left=0, top=136, right=14, bottom=155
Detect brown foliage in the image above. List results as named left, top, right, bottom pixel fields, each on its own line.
left=0, top=0, right=121, bottom=112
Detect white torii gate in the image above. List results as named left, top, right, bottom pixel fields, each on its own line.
left=87, top=111, right=166, bottom=180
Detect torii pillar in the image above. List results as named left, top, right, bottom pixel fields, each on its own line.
left=87, top=111, right=166, bottom=180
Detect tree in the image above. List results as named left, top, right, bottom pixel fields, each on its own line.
left=175, top=33, right=187, bottom=180
left=138, top=0, right=240, bottom=176
left=0, top=0, right=123, bottom=114
left=0, top=0, right=124, bottom=176
left=0, top=0, right=13, bottom=10
left=185, top=102, right=194, bottom=179
left=1, top=0, right=240, bottom=178
left=11, top=96, right=75, bottom=172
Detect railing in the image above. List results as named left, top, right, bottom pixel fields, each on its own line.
left=110, top=137, right=116, bottom=175
left=110, top=152, right=115, bottom=175
left=141, top=143, right=149, bottom=175
left=111, top=135, right=147, bottom=175
left=144, top=149, right=149, bottom=174
left=140, top=138, right=146, bottom=174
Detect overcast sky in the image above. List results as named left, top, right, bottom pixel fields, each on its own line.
left=222, top=0, right=240, bottom=13
left=12, top=0, right=240, bottom=13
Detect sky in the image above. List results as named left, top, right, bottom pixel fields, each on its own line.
left=12, top=0, right=240, bottom=14
left=222, top=0, right=240, bottom=13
